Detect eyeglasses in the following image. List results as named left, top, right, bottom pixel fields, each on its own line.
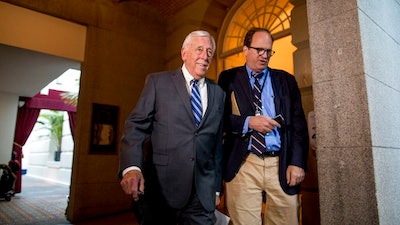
left=248, top=46, right=275, bottom=57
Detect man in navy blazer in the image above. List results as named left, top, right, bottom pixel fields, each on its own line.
left=119, top=30, right=225, bottom=225
left=218, top=28, right=309, bottom=225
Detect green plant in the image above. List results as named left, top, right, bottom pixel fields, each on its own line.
left=37, top=110, right=64, bottom=151
left=60, top=92, right=78, bottom=107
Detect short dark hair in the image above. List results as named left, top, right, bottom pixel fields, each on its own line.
left=243, top=28, right=274, bottom=47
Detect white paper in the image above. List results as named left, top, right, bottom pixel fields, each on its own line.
left=214, top=210, right=230, bottom=225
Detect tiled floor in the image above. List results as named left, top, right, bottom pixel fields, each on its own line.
left=1, top=175, right=137, bottom=225
left=70, top=213, right=137, bottom=225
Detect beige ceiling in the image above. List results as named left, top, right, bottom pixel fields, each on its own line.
left=0, top=44, right=80, bottom=97
left=128, top=0, right=197, bottom=16
left=117, top=0, right=235, bottom=16
left=0, top=1, right=85, bottom=98
left=0, top=0, right=235, bottom=98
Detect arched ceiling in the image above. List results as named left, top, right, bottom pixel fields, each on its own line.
left=114, top=0, right=236, bottom=17
left=118, top=0, right=196, bottom=16
left=0, top=0, right=237, bottom=97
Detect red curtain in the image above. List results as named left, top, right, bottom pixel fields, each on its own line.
left=68, top=111, right=76, bottom=140
left=12, top=106, right=40, bottom=193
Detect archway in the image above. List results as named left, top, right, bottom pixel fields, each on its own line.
left=12, top=89, right=76, bottom=193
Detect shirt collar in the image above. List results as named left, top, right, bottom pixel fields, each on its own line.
left=182, top=64, right=205, bottom=87
left=245, top=65, right=269, bottom=78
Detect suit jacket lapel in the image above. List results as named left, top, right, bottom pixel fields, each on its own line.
left=236, top=66, right=255, bottom=112
left=201, top=78, right=214, bottom=126
left=171, top=69, right=193, bottom=120
left=269, top=69, right=283, bottom=116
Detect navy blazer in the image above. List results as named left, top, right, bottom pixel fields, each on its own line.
left=218, top=66, right=309, bottom=195
left=119, top=69, right=225, bottom=211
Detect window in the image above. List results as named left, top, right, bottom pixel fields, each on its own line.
left=219, top=0, right=295, bottom=74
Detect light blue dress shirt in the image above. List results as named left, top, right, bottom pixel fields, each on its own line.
left=243, top=66, right=281, bottom=151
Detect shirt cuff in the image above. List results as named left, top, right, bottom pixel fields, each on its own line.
left=122, top=166, right=141, bottom=177
left=243, top=116, right=251, bottom=134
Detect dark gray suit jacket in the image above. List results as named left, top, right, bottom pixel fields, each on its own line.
left=218, top=66, right=309, bottom=195
left=119, top=69, right=225, bottom=211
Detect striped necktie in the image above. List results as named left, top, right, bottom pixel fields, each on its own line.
left=191, top=79, right=202, bottom=126
left=251, top=72, right=266, bottom=156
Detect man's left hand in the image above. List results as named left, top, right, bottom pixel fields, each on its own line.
left=286, top=165, right=305, bottom=186
left=215, top=195, right=221, bottom=206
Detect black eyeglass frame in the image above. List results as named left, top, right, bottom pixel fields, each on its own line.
left=248, top=46, right=275, bottom=57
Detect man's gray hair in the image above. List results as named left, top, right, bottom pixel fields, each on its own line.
left=182, top=30, right=216, bottom=54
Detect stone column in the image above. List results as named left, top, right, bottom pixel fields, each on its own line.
left=290, top=1, right=320, bottom=224
left=306, top=0, right=383, bottom=224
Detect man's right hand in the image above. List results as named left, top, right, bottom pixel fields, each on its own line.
left=249, top=115, right=280, bottom=134
left=120, top=170, right=145, bottom=201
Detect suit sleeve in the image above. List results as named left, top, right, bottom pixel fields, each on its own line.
left=286, top=74, right=309, bottom=169
left=119, top=75, right=155, bottom=175
left=218, top=70, right=249, bottom=136
left=214, top=90, right=225, bottom=194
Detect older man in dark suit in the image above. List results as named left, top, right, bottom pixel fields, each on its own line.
left=119, top=30, right=225, bottom=225
left=218, top=28, right=309, bottom=225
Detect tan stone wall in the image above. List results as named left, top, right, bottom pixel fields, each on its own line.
left=3, top=0, right=167, bottom=221
left=68, top=5, right=167, bottom=223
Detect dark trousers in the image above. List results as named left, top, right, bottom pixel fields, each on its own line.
left=135, top=155, right=214, bottom=225
left=133, top=180, right=214, bottom=225
left=133, top=188, right=214, bottom=225
left=143, top=193, right=213, bottom=225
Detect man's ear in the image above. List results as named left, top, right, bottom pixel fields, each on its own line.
left=243, top=46, right=249, bottom=56
left=181, top=48, right=186, bottom=60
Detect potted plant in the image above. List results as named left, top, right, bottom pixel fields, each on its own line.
left=37, top=110, right=64, bottom=161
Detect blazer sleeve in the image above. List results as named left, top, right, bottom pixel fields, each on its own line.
left=119, top=74, right=155, bottom=175
left=286, top=74, right=309, bottom=169
left=218, top=69, right=250, bottom=137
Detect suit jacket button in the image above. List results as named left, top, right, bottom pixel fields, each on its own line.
left=190, top=157, right=195, bottom=161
